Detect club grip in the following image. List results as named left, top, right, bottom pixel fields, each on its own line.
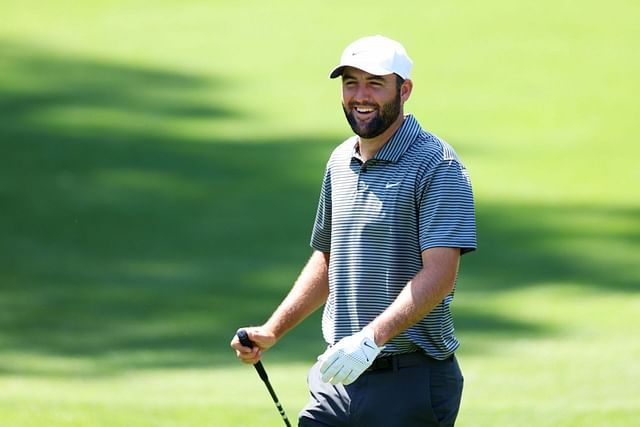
left=237, top=329, right=254, bottom=348
left=237, top=329, right=269, bottom=382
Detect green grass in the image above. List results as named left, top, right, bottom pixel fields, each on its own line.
left=1, top=0, right=639, bottom=426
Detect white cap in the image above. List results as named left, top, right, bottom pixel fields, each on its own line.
left=329, top=35, right=413, bottom=80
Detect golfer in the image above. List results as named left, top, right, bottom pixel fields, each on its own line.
left=231, top=35, right=477, bottom=427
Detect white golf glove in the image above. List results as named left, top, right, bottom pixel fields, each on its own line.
left=318, top=328, right=384, bottom=385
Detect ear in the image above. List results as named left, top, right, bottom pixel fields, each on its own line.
left=400, top=79, right=413, bottom=103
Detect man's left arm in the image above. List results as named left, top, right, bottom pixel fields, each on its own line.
left=369, top=247, right=460, bottom=346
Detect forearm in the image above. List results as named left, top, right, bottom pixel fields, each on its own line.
left=369, top=247, right=460, bottom=346
left=263, top=250, right=329, bottom=340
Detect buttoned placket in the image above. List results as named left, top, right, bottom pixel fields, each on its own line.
left=351, top=154, right=378, bottom=198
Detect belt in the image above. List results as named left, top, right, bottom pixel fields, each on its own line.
left=366, top=352, right=453, bottom=372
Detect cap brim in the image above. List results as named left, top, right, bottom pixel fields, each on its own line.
left=328, top=63, right=395, bottom=79
left=329, top=65, right=345, bottom=79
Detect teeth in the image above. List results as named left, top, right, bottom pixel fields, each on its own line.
left=356, top=107, right=374, bottom=113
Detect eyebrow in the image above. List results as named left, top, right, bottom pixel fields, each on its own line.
left=342, top=73, right=387, bottom=83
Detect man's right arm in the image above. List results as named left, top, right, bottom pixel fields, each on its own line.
left=230, top=250, right=329, bottom=364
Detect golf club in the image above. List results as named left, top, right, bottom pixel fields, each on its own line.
left=237, top=329, right=292, bottom=427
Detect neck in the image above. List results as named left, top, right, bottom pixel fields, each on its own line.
left=358, top=114, right=405, bottom=162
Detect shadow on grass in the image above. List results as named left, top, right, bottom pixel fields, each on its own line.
left=0, top=41, right=638, bottom=376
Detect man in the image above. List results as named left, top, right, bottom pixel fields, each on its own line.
left=231, top=35, right=477, bottom=426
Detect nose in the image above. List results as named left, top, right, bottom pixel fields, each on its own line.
left=352, top=83, right=371, bottom=103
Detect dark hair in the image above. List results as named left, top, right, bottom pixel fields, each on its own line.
left=395, top=75, right=405, bottom=92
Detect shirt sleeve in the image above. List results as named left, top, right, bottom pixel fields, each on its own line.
left=310, top=165, right=332, bottom=252
left=418, top=159, right=477, bottom=254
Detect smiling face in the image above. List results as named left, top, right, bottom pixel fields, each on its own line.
left=341, top=67, right=411, bottom=140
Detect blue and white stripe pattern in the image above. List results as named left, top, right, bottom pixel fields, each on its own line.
left=311, top=114, right=477, bottom=360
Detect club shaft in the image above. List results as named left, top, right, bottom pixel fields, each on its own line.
left=256, top=367, right=291, bottom=427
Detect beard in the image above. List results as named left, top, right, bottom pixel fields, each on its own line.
left=342, top=90, right=402, bottom=139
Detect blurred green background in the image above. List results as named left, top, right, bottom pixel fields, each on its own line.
left=1, top=1, right=638, bottom=426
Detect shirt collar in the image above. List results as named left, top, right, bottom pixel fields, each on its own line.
left=350, top=114, right=421, bottom=163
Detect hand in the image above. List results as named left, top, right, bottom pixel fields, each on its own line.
left=230, top=327, right=277, bottom=365
left=318, top=328, right=384, bottom=385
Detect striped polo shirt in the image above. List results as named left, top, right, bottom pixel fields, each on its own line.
left=310, top=114, right=477, bottom=360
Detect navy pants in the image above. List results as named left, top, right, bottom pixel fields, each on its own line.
left=298, top=352, right=463, bottom=427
